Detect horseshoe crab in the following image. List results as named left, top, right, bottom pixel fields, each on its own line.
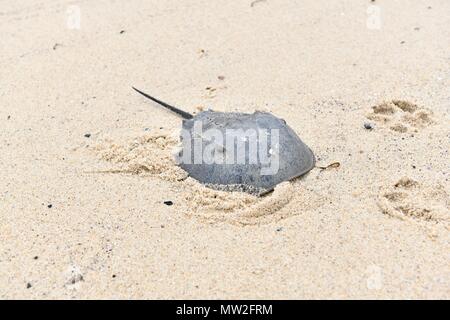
left=132, top=87, right=315, bottom=195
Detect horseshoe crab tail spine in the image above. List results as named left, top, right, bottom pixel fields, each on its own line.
left=132, top=87, right=194, bottom=119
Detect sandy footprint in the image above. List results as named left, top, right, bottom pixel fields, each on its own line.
left=184, top=180, right=322, bottom=225
left=377, top=177, right=449, bottom=225
left=366, top=100, right=433, bottom=133
left=92, top=132, right=321, bottom=225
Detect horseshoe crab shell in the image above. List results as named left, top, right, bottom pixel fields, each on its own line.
left=133, top=87, right=315, bottom=195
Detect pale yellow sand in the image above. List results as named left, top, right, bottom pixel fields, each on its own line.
left=1, top=0, right=449, bottom=299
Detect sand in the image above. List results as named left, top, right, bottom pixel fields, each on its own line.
left=1, top=0, right=449, bottom=299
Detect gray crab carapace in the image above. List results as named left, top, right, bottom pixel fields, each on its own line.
left=133, top=87, right=315, bottom=195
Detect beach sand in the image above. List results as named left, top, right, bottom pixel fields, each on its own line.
left=0, top=0, right=449, bottom=299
